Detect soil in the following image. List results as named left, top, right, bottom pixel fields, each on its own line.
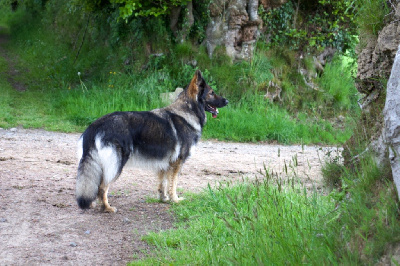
left=0, top=128, right=340, bottom=265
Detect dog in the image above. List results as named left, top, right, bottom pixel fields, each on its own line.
left=75, top=70, right=228, bottom=212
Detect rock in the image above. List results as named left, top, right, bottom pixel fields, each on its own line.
left=264, top=81, right=282, bottom=102
left=379, top=242, right=400, bottom=265
left=392, top=256, right=400, bottom=265
left=384, top=44, right=400, bottom=199
left=189, top=60, right=197, bottom=67
left=69, top=242, right=77, bottom=247
left=160, top=87, right=184, bottom=105
left=356, top=3, right=400, bottom=94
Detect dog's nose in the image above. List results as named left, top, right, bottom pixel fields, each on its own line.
left=224, top=99, right=229, bottom=105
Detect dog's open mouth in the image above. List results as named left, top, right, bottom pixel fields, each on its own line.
left=206, top=104, right=219, bottom=118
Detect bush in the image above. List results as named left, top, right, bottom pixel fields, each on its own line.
left=260, top=0, right=357, bottom=53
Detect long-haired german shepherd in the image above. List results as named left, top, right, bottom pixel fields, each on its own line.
left=76, top=70, right=228, bottom=212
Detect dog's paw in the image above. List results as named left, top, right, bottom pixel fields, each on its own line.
left=160, top=195, right=170, bottom=203
left=171, top=197, right=185, bottom=203
left=159, top=191, right=170, bottom=203
left=103, top=206, right=117, bottom=213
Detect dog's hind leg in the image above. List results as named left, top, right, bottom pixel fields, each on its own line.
left=168, top=160, right=184, bottom=203
left=158, top=170, right=170, bottom=202
left=95, top=140, right=121, bottom=213
left=98, top=183, right=117, bottom=213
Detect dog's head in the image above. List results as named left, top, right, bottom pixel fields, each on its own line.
left=186, top=70, right=228, bottom=118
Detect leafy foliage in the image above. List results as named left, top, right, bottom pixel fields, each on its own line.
left=70, top=0, right=191, bottom=18
left=260, top=0, right=357, bottom=52
left=110, top=0, right=191, bottom=19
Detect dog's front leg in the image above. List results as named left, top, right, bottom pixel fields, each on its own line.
left=168, top=160, right=184, bottom=203
left=157, top=170, right=169, bottom=202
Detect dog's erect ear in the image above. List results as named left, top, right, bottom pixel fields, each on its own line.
left=187, top=70, right=203, bottom=100
left=194, top=69, right=203, bottom=82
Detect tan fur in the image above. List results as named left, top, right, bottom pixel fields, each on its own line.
left=158, top=170, right=169, bottom=202
left=168, top=160, right=183, bottom=203
left=98, top=183, right=117, bottom=213
left=187, top=72, right=199, bottom=100
left=157, top=159, right=183, bottom=203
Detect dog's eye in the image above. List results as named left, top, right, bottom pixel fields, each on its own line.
left=211, top=91, right=215, bottom=95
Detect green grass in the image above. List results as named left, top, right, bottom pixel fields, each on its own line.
left=0, top=85, right=79, bottom=131
left=0, top=78, right=352, bottom=144
left=203, top=101, right=352, bottom=143
left=321, top=155, right=400, bottom=262
left=132, top=180, right=335, bottom=265
left=130, top=154, right=400, bottom=265
left=0, top=56, right=69, bottom=130
left=355, top=0, right=391, bottom=36
left=318, top=56, right=358, bottom=113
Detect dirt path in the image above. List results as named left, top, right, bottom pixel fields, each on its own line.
left=0, top=128, right=340, bottom=265
left=0, top=27, right=27, bottom=91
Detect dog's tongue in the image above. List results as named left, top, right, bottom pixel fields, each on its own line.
left=212, top=108, right=219, bottom=118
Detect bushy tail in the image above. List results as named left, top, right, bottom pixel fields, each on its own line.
left=76, top=155, right=102, bottom=209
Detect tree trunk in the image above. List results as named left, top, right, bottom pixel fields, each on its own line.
left=169, top=1, right=194, bottom=42
left=384, top=44, right=400, bottom=199
left=180, top=1, right=194, bottom=42
left=248, top=0, right=259, bottom=21
left=169, top=6, right=182, bottom=38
